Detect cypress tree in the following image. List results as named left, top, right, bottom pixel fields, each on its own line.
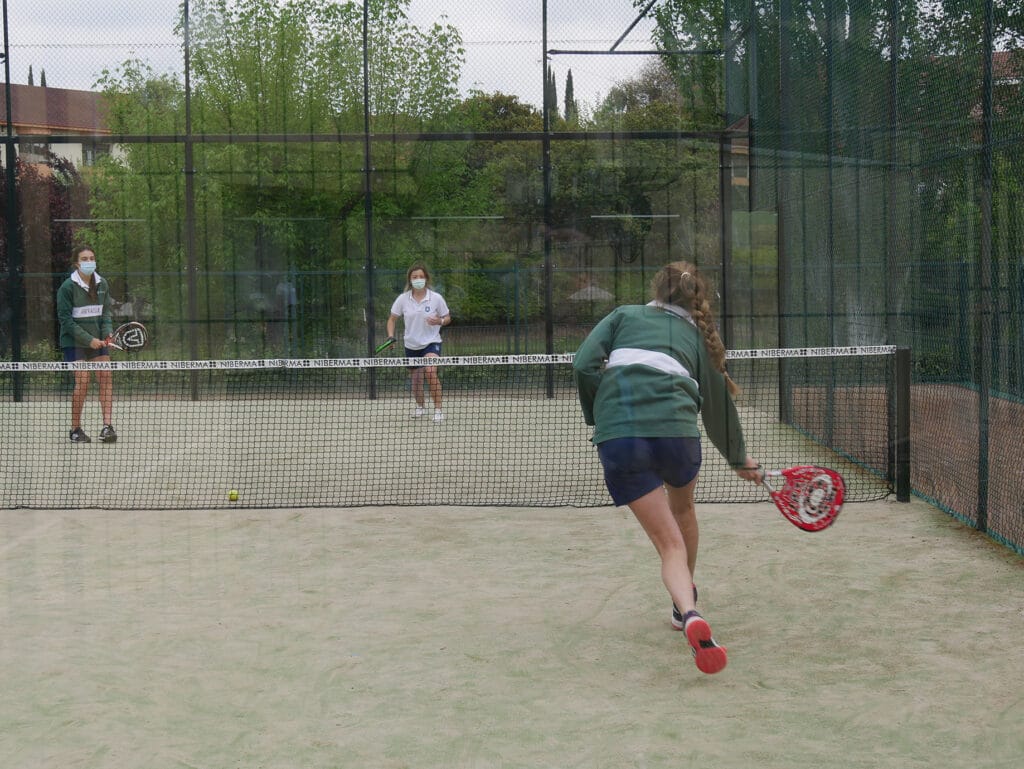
left=564, top=69, right=577, bottom=124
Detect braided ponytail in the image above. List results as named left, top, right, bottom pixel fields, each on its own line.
left=651, top=261, right=739, bottom=396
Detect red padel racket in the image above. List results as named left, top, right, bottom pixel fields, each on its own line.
left=759, top=465, right=845, bottom=532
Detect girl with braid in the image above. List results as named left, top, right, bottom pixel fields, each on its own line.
left=573, top=261, right=761, bottom=675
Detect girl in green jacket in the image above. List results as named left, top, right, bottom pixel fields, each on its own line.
left=574, top=261, right=761, bottom=675
left=56, top=246, right=116, bottom=443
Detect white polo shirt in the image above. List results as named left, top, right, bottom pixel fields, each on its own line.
left=390, top=289, right=450, bottom=350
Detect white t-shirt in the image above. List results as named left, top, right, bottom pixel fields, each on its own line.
left=390, top=289, right=450, bottom=350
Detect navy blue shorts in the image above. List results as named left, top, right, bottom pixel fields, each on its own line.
left=597, top=437, right=702, bottom=506
left=405, top=342, right=442, bottom=358
left=63, top=346, right=108, bottom=362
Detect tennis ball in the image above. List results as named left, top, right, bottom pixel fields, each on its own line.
left=228, top=489, right=239, bottom=502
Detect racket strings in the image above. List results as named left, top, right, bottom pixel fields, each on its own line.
left=113, top=322, right=148, bottom=350
left=777, top=468, right=844, bottom=529
left=795, top=478, right=837, bottom=520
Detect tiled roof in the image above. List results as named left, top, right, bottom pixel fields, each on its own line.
left=0, top=83, right=110, bottom=134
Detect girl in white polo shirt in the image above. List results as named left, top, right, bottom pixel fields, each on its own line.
left=386, top=263, right=451, bottom=422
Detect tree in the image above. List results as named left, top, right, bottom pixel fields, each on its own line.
left=88, top=0, right=466, bottom=356
left=27, top=65, right=33, bottom=86
left=181, top=0, right=462, bottom=136
left=40, top=69, right=46, bottom=87
left=643, top=0, right=1024, bottom=360
left=638, top=0, right=726, bottom=127
left=593, top=60, right=690, bottom=130
left=545, top=65, right=558, bottom=120
left=405, top=91, right=546, bottom=323
left=0, top=151, right=88, bottom=353
left=563, top=69, right=578, bottom=125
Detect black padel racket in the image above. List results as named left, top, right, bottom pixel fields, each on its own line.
left=105, top=321, right=149, bottom=352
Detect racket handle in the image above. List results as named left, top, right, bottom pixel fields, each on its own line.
left=741, top=463, right=768, bottom=484
left=758, top=468, right=783, bottom=490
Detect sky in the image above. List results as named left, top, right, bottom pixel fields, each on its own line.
left=7, top=0, right=658, bottom=111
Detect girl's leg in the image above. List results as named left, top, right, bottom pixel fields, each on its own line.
left=71, top=370, right=90, bottom=429
left=666, top=479, right=699, bottom=578
left=96, top=367, right=114, bottom=425
left=631, top=483, right=726, bottom=674
left=410, top=368, right=426, bottom=407
left=424, top=353, right=442, bottom=409
left=628, top=485, right=696, bottom=616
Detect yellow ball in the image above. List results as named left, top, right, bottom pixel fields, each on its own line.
left=228, top=489, right=239, bottom=502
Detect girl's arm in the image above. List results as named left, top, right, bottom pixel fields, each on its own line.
left=698, top=351, right=748, bottom=468
left=572, top=311, right=617, bottom=426
left=56, top=282, right=94, bottom=347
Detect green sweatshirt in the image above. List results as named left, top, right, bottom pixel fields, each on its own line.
left=56, top=272, right=113, bottom=348
left=573, top=302, right=747, bottom=467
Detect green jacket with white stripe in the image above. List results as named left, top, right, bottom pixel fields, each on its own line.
left=56, top=272, right=113, bottom=349
left=573, top=301, right=747, bottom=467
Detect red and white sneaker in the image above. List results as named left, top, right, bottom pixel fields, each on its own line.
left=682, top=610, right=727, bottom=674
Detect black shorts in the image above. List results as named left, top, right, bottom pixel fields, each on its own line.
left=597, top=436, right=702, bottom=506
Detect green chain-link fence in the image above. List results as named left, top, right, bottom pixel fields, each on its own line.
left=723, top=0, right=1022, bottom=550
left=1, top=1, right=1021, bottom=551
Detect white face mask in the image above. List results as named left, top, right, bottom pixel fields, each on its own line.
left=78, top=261, right=97, bottom=277
left=411, top=278, right=426, bottom=290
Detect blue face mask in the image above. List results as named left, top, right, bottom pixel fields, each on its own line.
left=78, top=261, right=97, bottom=277
left=411, top=278, right=426, bottom=290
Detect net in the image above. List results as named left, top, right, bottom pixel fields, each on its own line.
left=1, top=348, right=902, bottom=510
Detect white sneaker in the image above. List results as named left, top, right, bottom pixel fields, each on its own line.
left=433, top=409, right=444, bottom=423
left=412, top=406, right=425, bottom=418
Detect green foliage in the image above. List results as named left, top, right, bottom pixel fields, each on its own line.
left=82, top=0, right=469, bottom=355
left=10, top=337, right=63, bottom=365
left=57, top=0, right=735, bottom=357
left=632, top=0, right=725, bottom=127
left=183, top=0, right=463, bottom=135
left=447, top=266, right=510, bottom=325
left=592, top=60, right=693, bottom=130
left=545, top=65, right=558, bottom=121
left=564, top=70, right=578, bottom=126
left=914, top=345, right=957, bottom=383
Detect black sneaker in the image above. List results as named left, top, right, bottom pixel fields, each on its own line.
left=671, top=584, right=700, bottom=630
left=99, top=424, right=117, bottom=443
left=69, top=427, right=91, bottom=443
